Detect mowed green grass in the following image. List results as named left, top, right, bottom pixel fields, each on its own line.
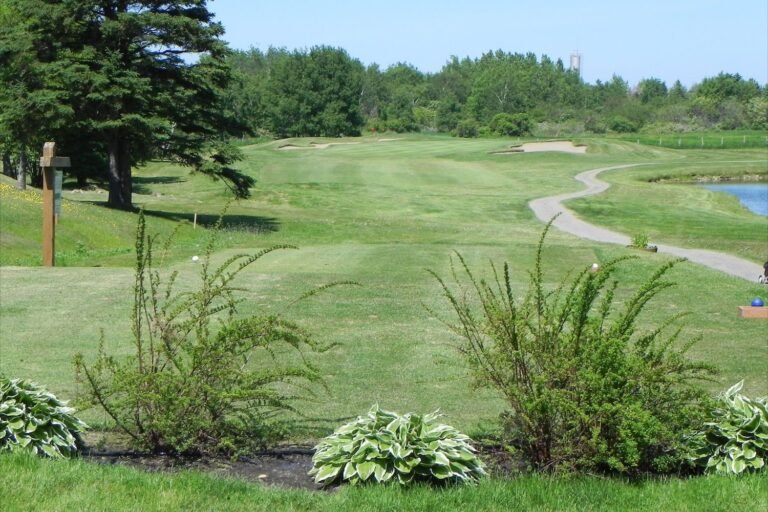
left=567, top=150, right=768, bottom=261
left=612, top=130, right=768, bottom=150
left=2, top=451, right=766, bottom=512
left=1, top=135, right=767, bottom=437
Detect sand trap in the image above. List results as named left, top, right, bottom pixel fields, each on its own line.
left=277, top=141, right=361, bottom=151
left=277, top=138, right=403, bottom=150
left=495, top=141, right=587, bottom=154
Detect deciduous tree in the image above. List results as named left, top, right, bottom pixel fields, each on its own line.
left=636, top=78, right=668, bottom=104
left=261, top=46, right=364, bottom=137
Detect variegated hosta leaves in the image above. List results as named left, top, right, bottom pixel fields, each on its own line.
left=685, top=381, right=768, bottom=475
left=309, top=405, right=486, bottom=486
left=0, top=377, right=88, bottom=458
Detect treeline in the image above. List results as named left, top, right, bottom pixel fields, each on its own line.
left=1, top=3, right=766, bottom=210
left=225, top=46, right=768, bottom=138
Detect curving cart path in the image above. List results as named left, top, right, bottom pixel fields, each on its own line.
left=529, top=163, right=764, bottom=282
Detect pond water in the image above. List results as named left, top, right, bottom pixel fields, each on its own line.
left=701, top=183, right=768, bottom=216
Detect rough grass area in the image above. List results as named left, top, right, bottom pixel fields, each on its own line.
left=0, top=180, right=210, bottom=267
left=612, top=130, right=768, bottom=150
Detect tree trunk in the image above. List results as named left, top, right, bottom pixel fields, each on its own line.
left=1, top=151, right=12, bottom=177
left=30, top=162, right=42, bottom=188
left=107, top=135, right=133, bottom=210
left=16, top=150, right=26, bottom=190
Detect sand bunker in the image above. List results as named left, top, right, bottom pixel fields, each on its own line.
left=277, top=138, right=403, bottom=150
left=277, top=141, right=361, bottom=150
left=494, top=141, right=587, bottom=154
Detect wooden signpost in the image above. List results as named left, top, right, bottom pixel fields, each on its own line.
left=39, top=142, right=70, bottom=267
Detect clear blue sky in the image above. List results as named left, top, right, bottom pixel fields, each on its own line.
left=208, top=0, right=767, bottom=88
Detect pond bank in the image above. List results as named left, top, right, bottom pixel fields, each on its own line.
left=528, top=163, right=764, bottom=282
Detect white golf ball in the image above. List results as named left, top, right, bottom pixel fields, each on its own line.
left=591, top=263, right=600, bottom=271
left=192, top=255, right=200, bottom=263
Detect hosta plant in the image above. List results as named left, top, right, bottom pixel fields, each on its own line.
left=0, top=377, right=87, bottom=458
left=309, top=405, right=486, bottom=486
left=685, top=381, right=768, bottom=475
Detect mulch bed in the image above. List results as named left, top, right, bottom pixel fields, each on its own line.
left=83, top=446, right=322, bottom=490
left=81, top=443, right=522, bottom=491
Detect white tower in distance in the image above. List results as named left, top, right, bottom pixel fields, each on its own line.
left=569, top=52, right=582, bottom=77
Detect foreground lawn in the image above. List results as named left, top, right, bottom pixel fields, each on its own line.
left=1, top=452, right=766, bottom=512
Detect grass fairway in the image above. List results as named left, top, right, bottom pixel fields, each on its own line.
left=1, top=135, right=767, bottom=437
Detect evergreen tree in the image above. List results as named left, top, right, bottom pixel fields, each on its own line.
left=0, top=0, right=66, bottom=187
left=0, top=0, right=252, bottom=209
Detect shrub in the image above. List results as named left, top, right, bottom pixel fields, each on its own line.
left=631, top=233, right=650, bottom=249
left=455, top=119, right=480, bottom=138
left=385, top=118, right=418, bottom=133
left=584, top=116, right=607, bottom=134
left=75, top=211, right=344, bottom=456
left=609, top=115, right=640, bottom=133
left=684, top=381, right=768, bottom=475
left=428, top=219, right=716, bottom=475
left=0, top=377, right=87, bottom=458
left=489, top=113, right=532, bottom=136
left=309, top=405, right=486, bottom=486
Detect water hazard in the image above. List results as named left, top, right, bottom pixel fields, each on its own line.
left=701, top=183, right=768, bottom=216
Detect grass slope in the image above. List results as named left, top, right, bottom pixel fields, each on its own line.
left=0, top=179, right=218, bottom=267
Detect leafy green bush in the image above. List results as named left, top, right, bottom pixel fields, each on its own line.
left=631, top=232, right=650, bottom=249
left=584, top=116, right=607, bottom=134
left=489, top=112, right=532, bottom=136
left=309, top=405, right=486, bottom=486
left=609, top=115, right=640, bottom=133
left=455, top=119, right=480, bottom=138
left=0, top=377, right=87, bottom=458
left=75, top=211, right=344, bottom=456
left=429, top=219, right=715, bottom=475
left=385, top=118, right=418, bottom=133
left=684, top=381, right=768, bottom=475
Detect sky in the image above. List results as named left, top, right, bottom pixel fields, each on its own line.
left=208, top=0, right=767, bottom=88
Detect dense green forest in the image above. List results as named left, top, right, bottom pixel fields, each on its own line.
left=1, top=1, right=766, bottom=208
left=224, top=46, right=767, bottom=139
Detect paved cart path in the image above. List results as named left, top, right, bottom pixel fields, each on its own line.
left=529, top=163, right=764, bottom=282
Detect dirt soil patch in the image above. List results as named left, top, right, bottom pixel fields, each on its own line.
left=83, top=447, right=322, bottom=490
left=81, top=444, right=520, bottom=491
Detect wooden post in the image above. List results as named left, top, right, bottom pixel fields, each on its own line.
left=39, top=142, right=70, bottom=267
